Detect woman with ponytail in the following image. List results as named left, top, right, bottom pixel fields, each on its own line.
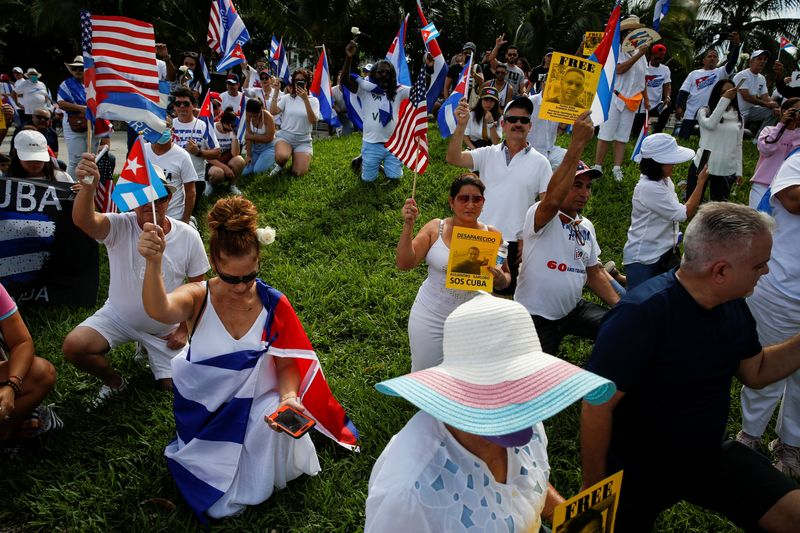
left=138, top=197, right=358, bottom=521
left=749, top=97, right=800, bottom=208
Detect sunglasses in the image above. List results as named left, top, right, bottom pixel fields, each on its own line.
left=183, top=51, right=199, bottom=58
left=215, top=266, right=258, bottom=285
left=454, top=194, right=485, bottom=205
left=504, top=116, right=531, bottom=124
left=174, top=100, right=193, bottom=108
left=260, top=75, right=270, bottom=80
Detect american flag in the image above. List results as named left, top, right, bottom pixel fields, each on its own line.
left=208, top=0, right=223, bottom=54
left=81, top=11, right=165, bottom=133
left=95, top=152, right=117, bottom=213
left=386, top=66, right=428, bottom=173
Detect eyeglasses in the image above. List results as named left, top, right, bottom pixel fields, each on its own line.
left=454, top=194, right=485, bottom=205
left=174, top=100, right=192, bottom=107
left=215, top=265, right=258, bottom=285
left=504, top=116, right=531, bottom=124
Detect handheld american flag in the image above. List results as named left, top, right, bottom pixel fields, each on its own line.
left=81, top=11, right=166, bottom=138
left=416, top=0, right=447, bottom=109
left=587, top=1, right=622, bottom=126
left=386, top=66, right=428, bottom=173
left=112, top=136, right=169, bottom=212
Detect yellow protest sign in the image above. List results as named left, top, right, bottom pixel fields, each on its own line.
left=0, top=104, right=6, bottom=130
left=445, top=226, right=501, bottom=292
left=552, top=470, right=623, bottom=533
left=583, top=32, right=604, bottom=56
left=539, top=52, right=601, bottom=125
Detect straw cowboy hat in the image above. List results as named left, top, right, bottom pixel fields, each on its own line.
left=65, top=56, right=84, bottom=69
left=376, top=294, right=616, bottom=436
left=620, top=15, right=646, bottom=31
left=24, top=68, right=42, bottom=79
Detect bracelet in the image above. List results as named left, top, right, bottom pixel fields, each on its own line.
left=9, top=375, right=23, bottom=385
left=280, top=393, right=298, bottom=402
left=1, top=380, right=21, bottom=396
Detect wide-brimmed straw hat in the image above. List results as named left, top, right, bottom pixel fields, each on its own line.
left=620, top=15, right=645, bottom=31
left=376, top=294, right=616, bottom=436
left=24, top=68, right=42, bottom=79
left=65, top=55, right=84, bottom=68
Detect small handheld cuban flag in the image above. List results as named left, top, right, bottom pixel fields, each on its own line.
left=197, top=90, right=219, bottom=149
left=416, top=0, right=447, bottom=110
left=112, top=136, right=168, bottom=212
left=310, top=45, right=341, bottom=127
left=437, top=53, right=473, bottom=138
left=780, top=36, right=798, bottom=57
left=631, top=107, right=649, bottom=162
left=386, top=14, right=412, bottom=87
left=652, top=0, right=670, bottom=32
left=421, top=22, right=440, bottom=44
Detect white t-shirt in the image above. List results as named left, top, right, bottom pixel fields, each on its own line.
left=276, top=94, right=320, bottom=139
left=613, top=51, right=647, bottom=110
left=622, top=175, right=686, bottom=266
left=515, top=203, right=601, bottom=320
left=156, top=59, right=167, bottom=81
left=144, top=143, right=199, bottom=221
left=733, top=69, right=768, bottom=119
left=464, top=115, right=501, bottom=143
left=365, top=411, right=549, bottom=533
left=172, top=117, right=218, bottom=180
left=679, top=66, right=731, bottom=120
left=762, top=156, right=800, bottom=302
left=470, top=143, right=552, bottom=242
left=102, top=213, right=209, bottom=335
left=645, top=63, right=671, bottom=106
left=502, top=63, right=526, bottom=94
left=220, top=91, right=242, bottom=115
left=527, top=93, right=559, bottom=153
left=214, top=123, right=235, bottom=154
left=15, top=80, right=49, bottom=114
left=357, top=79, right=411, bottom=144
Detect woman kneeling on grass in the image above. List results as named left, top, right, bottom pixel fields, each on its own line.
left=138, top=196, right=358, bottom=521
left=269, top=69, right=320, bottom=176
left=0, top=282, right=60, bottom=444
left=397, top=174, right=510, bottom=372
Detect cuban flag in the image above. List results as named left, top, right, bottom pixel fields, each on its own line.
left=236, top=91, right=247, bottom=145
left=780, top=36, right=798, bottom=57
left=653, top=0, right=670, bottom=32
left=270, top=36, right=290, bottom=85
left=437, top=53, right=472, bottom=138
left=207, top=0, right=250, bottom=59
left=588, top=1, right=622, bottom=126
left=631, top=107, right=649, bottom=162
left=197, top=91, right=219, bottom=149
left=416, top=0, right=447, bottom=109
left=341, top=77, right=364, bottom=131
left=165, top=281, right=359, bottom=522
left=386, top=14, right=412, bottom=87
left=310, top=45, right=341, bottom=127
left=217, top=43, right=247, bottom=72
left=199, top=54, right=212, bottom=86
left=112, top=136, right=168, bottom=212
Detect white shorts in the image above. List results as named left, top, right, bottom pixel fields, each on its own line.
left=598, top=103, right=636, bottom=143
left=275, top=130, right=313, bottom=155
left=79, top=303, right=187, bottom=380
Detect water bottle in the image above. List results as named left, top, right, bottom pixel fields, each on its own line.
left=496, top=241, right=509, bottom=266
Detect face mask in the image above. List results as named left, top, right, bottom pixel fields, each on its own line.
left=156, top=128, right=172, bottom=145
left=484, top=427, right=533, bottom=448
left=30, top=76, right=39, bottom=83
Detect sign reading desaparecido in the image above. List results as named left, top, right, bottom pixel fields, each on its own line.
left=445, top=226, right=501, bottom=292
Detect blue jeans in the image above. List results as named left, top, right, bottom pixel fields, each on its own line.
left=361, top=141, right=403, bottom=182
left=676, top=118, right=697, bottom=139
left=625, top=262, right=663, bottom=290
left=243, top=142, right=275, bottom=176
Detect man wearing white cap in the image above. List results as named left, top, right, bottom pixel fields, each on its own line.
left=220, top=74, right=242, bottom=116
left=582, top=202, right=800, bottom=532
left=63, top=153, right=209, bottom=402
left=14, top=68, right=51, bottom=124
left=738, top=151, right=800, bottom=481
left=734, top=50, right=780, bottom=137
left=366, top=294, right=616, bottom=533
left=593, top=15, right=650, bottom=182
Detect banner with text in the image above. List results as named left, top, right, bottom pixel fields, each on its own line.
left=540, top=52, right=602, bottom=125
left=552, top=470, right=623, bottom=533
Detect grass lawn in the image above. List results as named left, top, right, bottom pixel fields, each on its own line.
left=1, top=127, right=769, bottom=532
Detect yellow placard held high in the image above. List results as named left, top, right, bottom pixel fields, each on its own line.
left=539, top=52, right=601, bottom=125
left=552, top=470, right=623, bottom=533
left=583, top=32, right=604, bottom=56
left=445, top=226, right=501, bottom=292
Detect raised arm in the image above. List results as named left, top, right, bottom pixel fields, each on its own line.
left=339, top=40, right=359, bottom=93
left=72, top=153, right=111, bottom=240
left=533, top=111, right=594, bottom=232
left=445, top=99, right=475, bottom=168
left=488, top=34, right=507, bottom=70
left=396, top=199, right=436, bottom=270
left=617, top=45, right=648, bottom=75
left=722, top=32, right=741, bottom=75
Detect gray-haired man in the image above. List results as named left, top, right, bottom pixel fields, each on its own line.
left=581, top=202, right=800, bottom=532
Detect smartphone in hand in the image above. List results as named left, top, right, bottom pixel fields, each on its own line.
left=267, top=405, right=316, bottom=438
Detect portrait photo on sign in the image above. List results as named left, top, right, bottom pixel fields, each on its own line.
left=552, top=471, right=623, bottom=533
left=583, top=32, right=604, bottom=57
left=540, top=52, right=601, bottom=125
left=445, top=226, right=501, bottom=292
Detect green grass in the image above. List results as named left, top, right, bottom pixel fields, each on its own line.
left=1, top=128, right=768, bottom=532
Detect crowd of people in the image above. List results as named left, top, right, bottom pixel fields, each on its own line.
left=2, top=11, right=800, bottom=531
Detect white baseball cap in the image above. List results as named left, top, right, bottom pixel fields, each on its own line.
left=12, top=66, right=23, bottom=74
left=751, top=50, right=770, bottom=60
left=14, top=130, right=50, bottom=162
left=640, top=133, right=695, bottom=164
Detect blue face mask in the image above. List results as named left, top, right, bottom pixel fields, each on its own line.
left=483, top=427, right=533, bottom=448
left=29, top=76, right=39, bottom=83
left=156, top=128, right=172, bottom=145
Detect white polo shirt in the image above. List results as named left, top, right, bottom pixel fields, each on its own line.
left=733, top=69, right=768, bottom=119
left=622, top=175, right=686, bottom=266
left=527, top=93, right=559, bottom=154
left=470, top=143, right=552, bottom=242
left=515, top=202, right=601, bottom=320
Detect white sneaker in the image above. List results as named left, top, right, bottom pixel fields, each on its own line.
left=229, top=185, right=242, bottom=195
left=612, top=167, right=624, bottom=182
left=203, top=184, right=214, bottom=197
left=770, top=438, right=800, bottom=480
left=591, top=164, right=603, bottom=173
left=268, top=164, right=283, bottom=177
left=90, top=377, right=128, bottom=409
left=736, top=430, right=762, bottom=451
left=133, top=342, right=149, bottom=368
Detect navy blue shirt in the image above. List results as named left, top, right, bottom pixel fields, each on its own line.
left=587, top=271, right=761, bottom=461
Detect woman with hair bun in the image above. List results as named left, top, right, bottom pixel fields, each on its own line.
left=138, top=197, right=358, bottom=521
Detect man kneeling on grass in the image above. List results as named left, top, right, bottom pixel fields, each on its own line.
left=62, top=153, right=209, bottom=405
left=581, top=202, right=800, bottom=532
